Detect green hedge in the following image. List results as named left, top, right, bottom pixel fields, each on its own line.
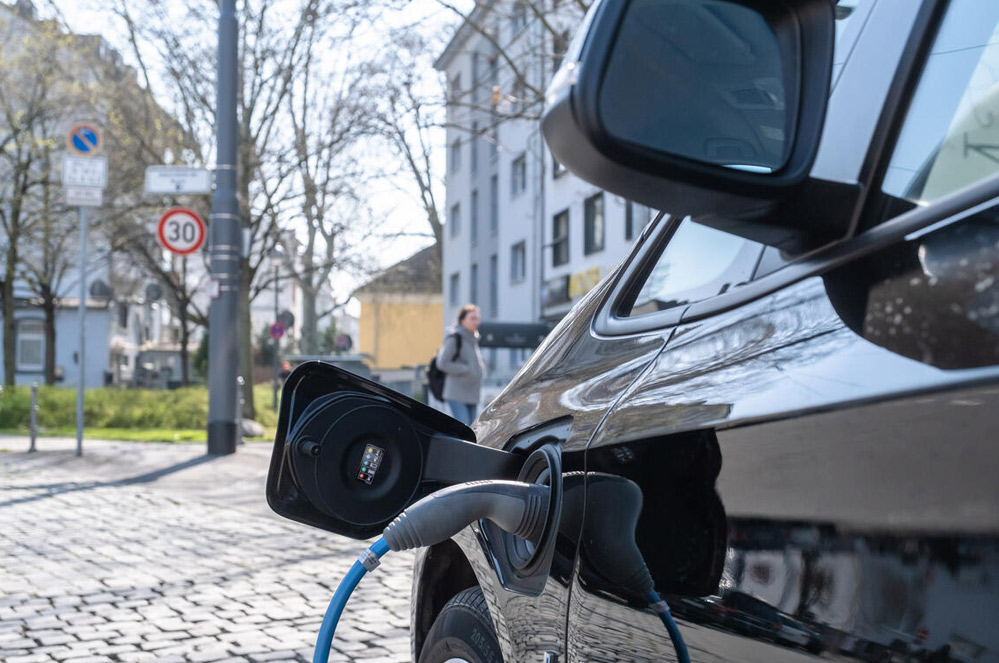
left=0, top=385, right=279, bottom=431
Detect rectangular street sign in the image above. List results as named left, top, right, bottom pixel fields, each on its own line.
left=65, top=186, right=103, bottom=207
left=62, top=155, right=108, bottom=188
left=145, top=166, right=213, bottom=194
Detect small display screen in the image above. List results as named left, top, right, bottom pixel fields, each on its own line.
left=356, top=444, right=385, bottom=485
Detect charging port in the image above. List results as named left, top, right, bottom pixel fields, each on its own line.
left=479, top=443, right=563, bottom=596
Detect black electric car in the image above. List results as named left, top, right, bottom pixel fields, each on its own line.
left=268, top=0, right=999, bottom=662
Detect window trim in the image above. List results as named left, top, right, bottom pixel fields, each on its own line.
left=449, top=272, right=461, bottom=307
left=449, top=202, right=461, bottom=238
left=471, top=189, right=479, bottom=246
left=510, top=240, right=526, bottom=283
left=15, top=317, right=45, bottom=373
left=552, top=209, right=570, bottom=267
left=583, top=192, right=605, bottom=255
left=511, top=154, right=527, bottom=197
left=849, top=0, right=948, bottom=234
left=450, top=138, right=462, bottom=173
left=594, top=173, right=999, bottom=337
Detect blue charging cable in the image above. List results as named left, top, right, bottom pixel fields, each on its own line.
left=313, top=537, right=390, bottom=663
left=311, top=482, right=690, bottom=663
left=648, top=590, right=690, bottom=663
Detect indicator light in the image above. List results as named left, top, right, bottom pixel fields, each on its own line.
left=356, top=444, right=385, bottom=485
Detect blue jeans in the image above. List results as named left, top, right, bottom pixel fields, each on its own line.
left=447, top=400, right=478, bottom=425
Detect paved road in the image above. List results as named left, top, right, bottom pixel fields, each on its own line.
left=0, top=437, right=413, bottom=663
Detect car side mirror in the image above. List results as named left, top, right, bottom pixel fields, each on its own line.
left=266, top=362, right=523, bottom=539
left=543, top=0, right=835, bottom=241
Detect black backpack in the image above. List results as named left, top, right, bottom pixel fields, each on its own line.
left=427, top=333, right=461, bottom=401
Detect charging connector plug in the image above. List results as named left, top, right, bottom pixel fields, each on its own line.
left=383, top=480, right=550, bottom=551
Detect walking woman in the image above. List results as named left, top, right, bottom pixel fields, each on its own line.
left=436, top=304, right=485, bottom=425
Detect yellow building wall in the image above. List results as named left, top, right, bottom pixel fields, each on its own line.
left=359, top=294, right=444, bottom=370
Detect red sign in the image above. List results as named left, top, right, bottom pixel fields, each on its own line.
left=157, top=207, right=206, bottom=255
left=270, top=322, right=286, bottom=341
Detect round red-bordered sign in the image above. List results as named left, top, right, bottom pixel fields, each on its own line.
left=157, top=207, right=206, bottom=255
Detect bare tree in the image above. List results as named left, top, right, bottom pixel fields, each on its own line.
left=0, top=10, right=94, bottom=387
left=434, top=0, right=585, bottom=123
left=112, top=0, right=358, bottom=416
left=276, top=10, right=377, bottom=355
left=363, top=34, right=449, bottom=261
left=358, top=0, right=584, bottom=263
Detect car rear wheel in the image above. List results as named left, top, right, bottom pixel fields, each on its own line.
left=418, top=587, right=502, bottom=663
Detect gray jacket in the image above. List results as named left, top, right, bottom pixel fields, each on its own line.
left=436, top=324, right=485, bottom=405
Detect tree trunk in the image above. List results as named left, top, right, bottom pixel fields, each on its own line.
left=239, top=257, right=255, bottom=419
left=42, top=284, right=56, bottom=386
left=300, top=286, right=318, bottom=356
left=179, top=300, right=191, bottom=387
left=3, top=243, right=17, bottom=387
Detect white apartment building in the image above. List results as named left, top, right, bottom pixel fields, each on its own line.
left=435, top=0, right=655, bottom=392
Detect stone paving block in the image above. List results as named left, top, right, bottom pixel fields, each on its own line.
left=188, top=648, right=234, bottom=663
left=2, top=654, right=51, bottom=663
left=0, top=441, right=414, bottom=663
left=35, top=633, right=77, bottom=646
left=248, top=650, right=300, bottom=662
left=115, top=651, right=158, bottom=663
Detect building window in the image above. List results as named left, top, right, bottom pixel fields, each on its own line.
left=470, top=121, right=479, bottom=173
left=511, top=154, right=526, bottom=196
left=489, top=125, right=498, bottom=158
left=15, top=319, right=44, bottom=372
left=448, top=73, right=461, bottom=119
left=450, top=138, right=461, bottom=172
left=471, top=189, right=479, bottom=245
left=584, top=193, right=605, bottom=255
left=552, top=210, right=569, bottom=267
left=490, top=175, right=499, bottom=233
left=511, top=1, right=527, bottom=34
left=510, top=241, right=526, bottom=283
left=450, top=202, right=461, bottom=238
left=489, top=254, right=498, bottom=316
left=449, top=272, right=460, bottom=306
left=626, top=201, right=653, bottom=242
left=470, top=263, right=479, bottom=303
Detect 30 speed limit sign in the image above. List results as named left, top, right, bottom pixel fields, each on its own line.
left=157, top=207, right=207, bottom=255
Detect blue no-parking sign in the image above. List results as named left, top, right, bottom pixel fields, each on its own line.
left=67, top=123, right=103, bottom=156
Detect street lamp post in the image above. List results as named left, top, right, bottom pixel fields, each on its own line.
left=207, top=0, right=240, bottom=455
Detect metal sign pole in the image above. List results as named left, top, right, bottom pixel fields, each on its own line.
left=76, top=205, right=87, bottom=456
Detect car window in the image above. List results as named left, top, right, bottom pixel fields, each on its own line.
left=624, top=219, right=765, bottom=317
left=881, top=0, right=999, bottom=204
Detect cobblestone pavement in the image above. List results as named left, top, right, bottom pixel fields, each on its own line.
left=0, top=437, right=413, bottom=663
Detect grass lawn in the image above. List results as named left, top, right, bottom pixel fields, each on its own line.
left=0, top=384, right=281, bottom=443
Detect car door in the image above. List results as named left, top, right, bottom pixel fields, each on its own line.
left=567, top=1, right=999, bottom=661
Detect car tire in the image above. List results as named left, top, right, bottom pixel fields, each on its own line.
left=418, top=587, right=502, bottom=663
